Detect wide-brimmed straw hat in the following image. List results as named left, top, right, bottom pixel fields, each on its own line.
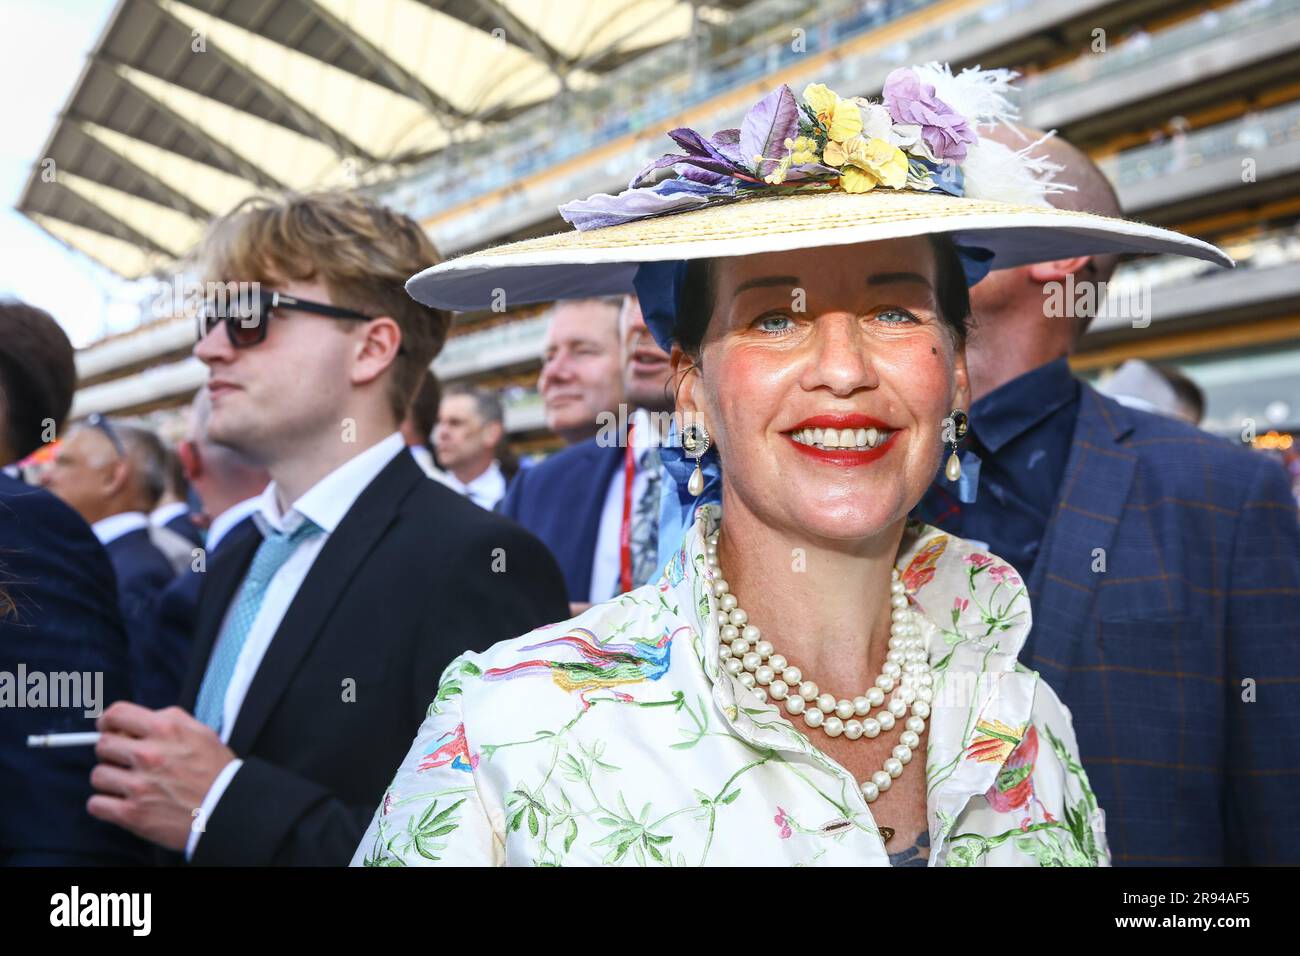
left=407, top=64, right=1231, bottom=340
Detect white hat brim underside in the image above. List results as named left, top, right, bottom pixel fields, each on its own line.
left=408, top=210, right=1232, bottom=312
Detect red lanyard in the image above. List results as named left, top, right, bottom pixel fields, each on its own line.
left=619, top=422, right=637, bottom=594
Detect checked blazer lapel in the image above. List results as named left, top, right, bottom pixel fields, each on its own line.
left=1022, top=385, right=1138, bottom=670
left=223, top=450, right=423, bottom=755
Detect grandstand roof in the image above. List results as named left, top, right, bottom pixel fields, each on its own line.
left=17, top=0, right=754, bottom=278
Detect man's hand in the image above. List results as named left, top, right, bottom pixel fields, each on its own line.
left=88, top=702, right=236, bottom=852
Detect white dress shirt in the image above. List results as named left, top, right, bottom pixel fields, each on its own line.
left=442, top=459, right=507, bottom=511
left=150, top=501, right=191, bottom=528
left=188, top=432, right=405, bottom=859
left=408, top=444, right=459, bottom=491
left=204, top=495, right=263, bottom=553
left=589, top=409, right=657, bottom=603
left=91, top=510, right=150, bottom=546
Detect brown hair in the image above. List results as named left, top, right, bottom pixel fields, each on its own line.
left=405, top=368, right=442, bottom=446
left=0, top=300, right=77, bottom=463
left=194, top=190, right=450, bottom=422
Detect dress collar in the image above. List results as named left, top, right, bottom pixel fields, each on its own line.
left=970, top=357, right=1078, bottom=453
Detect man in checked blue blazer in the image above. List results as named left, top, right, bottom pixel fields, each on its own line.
left=918, top=128, right=1300, bottom=865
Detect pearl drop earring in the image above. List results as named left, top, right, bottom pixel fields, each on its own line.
left=945, top=409, right=968, bottom=482
left=681, top=421, right=711, bottom=497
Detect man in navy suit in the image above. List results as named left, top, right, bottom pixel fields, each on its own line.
left=501, top=294, right=675, bottom=612
left=151, top=389, right=268, bottom=708
left=44, top=418, right=178, bottom=708
left=151, top=446, right=206, bottom=549
left=917, top=128, right=1300, bottom=864
left=0, top=299, right=148, bottom=865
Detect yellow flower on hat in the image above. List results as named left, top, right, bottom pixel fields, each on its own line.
left=860, top=138, right=909, bottom=189
left=803, top=83, right=862, bottom=143
left=831, top=136, right=908, bottom=192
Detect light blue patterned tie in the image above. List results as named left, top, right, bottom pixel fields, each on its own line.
left=194, top=517, right=323, bottom=732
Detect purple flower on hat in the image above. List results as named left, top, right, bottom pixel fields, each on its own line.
left=882, top=67, right=977, bottom=163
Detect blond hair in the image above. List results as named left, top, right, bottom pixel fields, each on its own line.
left=194, top=190, right=449, bottom=421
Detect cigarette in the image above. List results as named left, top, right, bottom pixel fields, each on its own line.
left=26, top=732, right=101, bottom=748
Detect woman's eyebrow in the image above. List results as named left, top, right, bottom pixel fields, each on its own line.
left=732, top=275, right=800, bottom=295
left=866, top=271, right=933, bottom=288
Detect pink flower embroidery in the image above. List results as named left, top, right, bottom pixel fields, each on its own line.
left=953, top=597, right=969, bottom=613
left=964, top=553, right=993, bottom=569
left=773, top=806, right=793, bottom=840
left=988, top=564, right=1021, bottom=586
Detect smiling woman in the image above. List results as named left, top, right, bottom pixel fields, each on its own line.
left=353, top=65, right=1231, bottom=868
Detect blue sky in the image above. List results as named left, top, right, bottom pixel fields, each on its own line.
left=0, top=0, right=146, bottom=347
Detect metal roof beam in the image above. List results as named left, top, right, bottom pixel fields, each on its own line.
left=95, top=53, right=286, bottom=190
left=147, top=0, right=380, bottom=164
left=466, top=0, right=572, bottom=90
left=299, top=0, right=463, bottom=133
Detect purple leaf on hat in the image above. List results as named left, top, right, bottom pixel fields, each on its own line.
left=740, top=85, right=800, bottom=178
left=558, top=178, right=736, bottom=231
left=679, top=164, right=734, bottom=186
left=667, top=127, right=735, bottom=164
left=882, top=68, right=977, bottom=163
left=709, top=128, right=744, bottom=164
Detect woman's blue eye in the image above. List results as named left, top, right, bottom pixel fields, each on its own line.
left=877, top=308, right=917, bottom=324
left=756, top=313, right=794, bottom=334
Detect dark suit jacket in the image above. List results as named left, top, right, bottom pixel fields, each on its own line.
left=0, top=476, right=150, bottom=865
left=105, top=527, right=177, bottom=709
left=179, top=450, right=568, bottom=865
left=164, top=512, right=204, bottom=549
left=148, top=516, right=256, bottom=710
left=497, top=437, right=624, bottom=602
left=1020, top=386, right=1300, bottom=864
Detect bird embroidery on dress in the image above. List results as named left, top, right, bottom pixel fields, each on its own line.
left=900, top=535, right=948, bottom=595
left=483, top=625, right=677, bottom=709
left=417, top=722, right=478, bottom=773
left=968, top=722, right=1056, bottom=828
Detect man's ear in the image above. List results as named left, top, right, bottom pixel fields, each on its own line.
left=177, top=439, right=202, bottom=483
left=103, top=458, right=131, bottom=499
left=351, top=316, right=403, bottom=386
left=485, top=419, right=505, bottom=449
left=1026, top=256, right=1091, bottom=285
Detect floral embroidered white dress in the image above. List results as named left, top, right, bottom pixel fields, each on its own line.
left=352, top=505, right=1108, bottom=867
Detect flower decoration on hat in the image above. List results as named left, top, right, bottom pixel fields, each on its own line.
left=560, top=62, right=1073, bottom=231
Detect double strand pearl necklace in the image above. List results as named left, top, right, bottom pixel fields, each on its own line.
left=707, top=529, right=933, bottom=804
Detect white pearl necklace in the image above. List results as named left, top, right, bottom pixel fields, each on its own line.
left=707, top=529, right=932, bottom=804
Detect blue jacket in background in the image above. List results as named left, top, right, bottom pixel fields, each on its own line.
left=0, top=474, right=150, bottom=865
left=103, top=527, right=176, bottom=710
left=497, top=437, right=624, bottom=603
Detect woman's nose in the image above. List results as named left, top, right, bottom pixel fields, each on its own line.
left=801, top=313, right=877, bottom=395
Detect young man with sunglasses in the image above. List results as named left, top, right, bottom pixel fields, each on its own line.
left=88, top=191, right=569, bottom=866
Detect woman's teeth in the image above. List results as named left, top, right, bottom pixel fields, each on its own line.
left=788, top=427, right=892, bottom=450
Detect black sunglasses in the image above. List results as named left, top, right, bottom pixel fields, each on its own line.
left=84, top=412, right=126, bottom=458
left=197, top=289, right=376, bottom=349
